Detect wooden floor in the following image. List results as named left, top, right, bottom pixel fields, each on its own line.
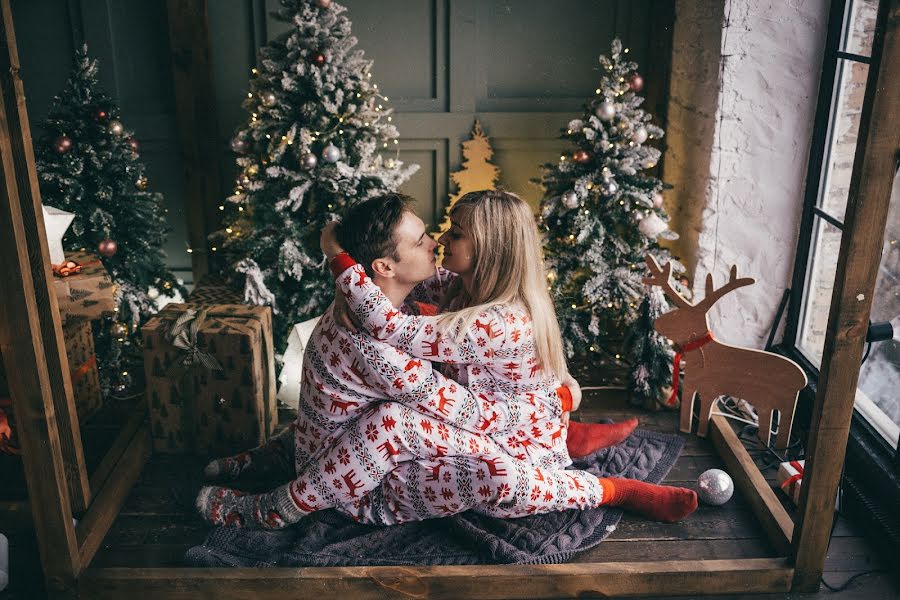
left=0, top=390, right=896, bottom=599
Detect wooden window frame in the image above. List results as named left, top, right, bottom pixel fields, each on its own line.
left=1, top=0, right=898, bottom=596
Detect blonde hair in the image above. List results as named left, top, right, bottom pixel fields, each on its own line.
left=438, top=190, right=568, bottom=379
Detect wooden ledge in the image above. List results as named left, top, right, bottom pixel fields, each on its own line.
left=708, top=413, right=794, bottom=554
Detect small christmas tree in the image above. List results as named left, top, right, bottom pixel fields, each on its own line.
left=537, top=39, right=684, bottom=407
left=215, top=0, right=417, bottom=351
left=36, top=46, right=182, bottom=396
left=435, top=120, right=501, bottom=242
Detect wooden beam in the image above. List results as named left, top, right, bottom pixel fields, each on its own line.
left=80, top=559, right=793, bottom=599
left=791, top=0, right=900, bottom=591
left=708, top=414, right=793, bottom=555
left=78, top=422, right=150, bottom=570
left=88, top=401, right=147, bottom=493
left=0, top=0, right=83, bottom=592
left=0, top=5, right=92, bottom=515
left=165, top=0, right=224, bottom=283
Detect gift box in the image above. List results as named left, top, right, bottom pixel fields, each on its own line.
left=64, top=320, right=102, bottom=423
left=187, top=276, right=243, bottom=306
left=52, top=251, right=118, bottom=323
left=141, top=303, right=276, bottom=455
left=777, top=460, right=805, bottom=504
left=0, top=320, right=101, bottom=453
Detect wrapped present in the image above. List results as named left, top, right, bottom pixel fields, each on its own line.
left=141, top=303, right=276, bottom=455
left=0, top=321, right=101, bottom=450
left=777, top=460, right=804, bottom=504
left=187, top=276, right=243, bottom=306
left=52, top=251, right=118, bottom=323
left=64, top=320, right=102, bottom=423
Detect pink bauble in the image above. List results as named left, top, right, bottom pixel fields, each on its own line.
left=98, top=238, right=118, bottom=257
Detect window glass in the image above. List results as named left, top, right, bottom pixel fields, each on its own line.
left=798, top=218, right=843, bottom=365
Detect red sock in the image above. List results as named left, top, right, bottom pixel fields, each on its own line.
left=566, top=418, right=639, bottom=458
left=598, top=478, right=698, bottom=522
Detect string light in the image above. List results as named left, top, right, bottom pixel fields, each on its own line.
left=218, top=205, right=224, bottom=211
left=186, top=248, right=193, bottom=253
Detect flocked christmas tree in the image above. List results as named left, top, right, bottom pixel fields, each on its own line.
left=435, top=120, right=501, bottom=242
left=36, top=45, right=183, bottom=396
left=537, top=39, right=684, bottom=409
left=215, top=0, right=417, bottom=351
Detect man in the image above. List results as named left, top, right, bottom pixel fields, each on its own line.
left=199, top=194, right=641, bottom=527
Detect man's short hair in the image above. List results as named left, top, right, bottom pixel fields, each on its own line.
left=336, top=193, right=412, bottom=278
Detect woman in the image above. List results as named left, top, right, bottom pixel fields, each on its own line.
left=196, top=190, right=697, bottom=529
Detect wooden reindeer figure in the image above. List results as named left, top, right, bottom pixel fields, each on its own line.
left=642, top=255, right=808, bottom=449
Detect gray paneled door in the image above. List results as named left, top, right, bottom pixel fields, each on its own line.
left=15, top=0, right=670, bottom=278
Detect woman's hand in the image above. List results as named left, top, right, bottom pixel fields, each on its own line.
left=320, top=220, right=344, bottom=260
left=332, top=291, right=360, bottom=333
left=562, top=373, right=582, bottom=413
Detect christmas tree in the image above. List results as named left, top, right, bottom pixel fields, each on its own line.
left=36, top=45, right=182, bottom=396
left=215, top=0, right=417, bottom=352
left=537, top=39, right=683, bottom=408
left=435, top=120, right=501, bottom=242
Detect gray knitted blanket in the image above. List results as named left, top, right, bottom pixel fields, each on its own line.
left=183, top=428, right=683, bottom=567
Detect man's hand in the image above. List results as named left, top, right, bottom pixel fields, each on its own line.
left=562, top=373, right=582, bottom=413
left=332, top=292, right=360, bottom=333
left=320, top=220, right=344, bottom=260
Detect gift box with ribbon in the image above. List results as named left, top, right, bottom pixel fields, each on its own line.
left=141, top=303, right=276, bottom=455
left=777, top=459, right=805, bottom=504
left=52, top=251, right=118, bottom=323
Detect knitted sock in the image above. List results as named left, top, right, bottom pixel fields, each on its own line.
left=566, top=418, right=639, bottom=458
left=203, top=426, right=295, bottom=482
left=195, top=482, right=308, bottom=530
left=598, top=478, right=698, bottom=522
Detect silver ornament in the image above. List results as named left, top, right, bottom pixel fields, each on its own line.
left=697, top=469, right=734, bottom=505
left=301, top=152, right=318, bottom=169
left=322, top=144, right=341, bottom=163
left=652, top=192, right=664, bottom=208
left=108, top=120, right=124, bottom=135
left=561, top=190, right=579, bottom=209
left=261, top=91, right=277, bottom=107
left=596, top=101, right=615, bottom=121
left=633, top=126, right=648, bottom=144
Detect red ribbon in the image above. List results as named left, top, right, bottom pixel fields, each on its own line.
left=667, top=331, right=715, bottom=406
left=71, top=355, right=97, bottom=382
left=780, top=460, right=804, bottom=490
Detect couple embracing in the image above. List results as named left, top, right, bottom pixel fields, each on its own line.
left=196, top=190, right=697, bottom=529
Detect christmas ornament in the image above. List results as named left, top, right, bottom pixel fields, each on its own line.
left=136, top=175, right=149, bottom=190
left=315, top=0, right=332, bottom=8
left=596, top=100, right=615, bottom=121
left=260, top=91, right=277, bottom=107
left=230, top=136, right=249, bottom=154
left=41, top=205, right=75, bottom=264
left=98, top=238, right=118, bottom=257
left=94, top=109, right=108, bottom=121
left=147, top=287, right=160, bottom=300
left=601, top=180, right=619, bottom=196
left=127, top=137, right=140, bottom=153
left=652, top=192, right=664, bottom=208
left=573, top=149, right=591, bottom=164
left=108, top=120, right=124, bottom=135
left=629, top=73, right=644, bottom=92
left=633, top=126, right=648, bottom=144
left=301, top=152, right=318, bottom=169
left=309, top=52, right=327, bottom=66
left=53, top=135, right=73, bottom=154
left=322, top=144, right=341, bottom=163
left=110, top=322, right=128, bottom=337
left=697, top=469, right=734, bottom=505
left=561, top=190, right=579, bottom=209
left=638, top=212, right=668, bottom=238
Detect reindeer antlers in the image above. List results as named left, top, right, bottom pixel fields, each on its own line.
left=643, top=255, right=691, bottom=308
left=697, top=265, right=755, bottom=310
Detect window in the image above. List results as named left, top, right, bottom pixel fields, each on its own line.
left=787, top=0, right=900, bottom=449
